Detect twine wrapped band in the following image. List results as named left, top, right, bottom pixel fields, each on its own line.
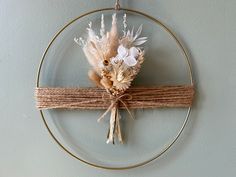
left=35, top=85, right=194, bottom=110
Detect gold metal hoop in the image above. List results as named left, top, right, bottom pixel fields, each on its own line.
left=36, top=7, right=194, bottom=170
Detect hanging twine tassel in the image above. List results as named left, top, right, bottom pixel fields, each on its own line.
left=106, top=102, right=123, bottom=144
left=107, top=103, right=118, bottom=144
left=98, top=95, right=131, bottom=144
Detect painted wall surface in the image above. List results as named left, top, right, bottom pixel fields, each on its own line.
left=0, top=0, right=235, bottom=176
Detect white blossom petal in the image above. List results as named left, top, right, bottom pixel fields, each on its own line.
left=117, top=45, right=128, bottom=58
left=129, top=47, right=139, bottom=58
left=124, top=56, right=137, bottom=66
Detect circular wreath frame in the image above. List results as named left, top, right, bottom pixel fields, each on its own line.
left=36, top=7, right=194, bottom=170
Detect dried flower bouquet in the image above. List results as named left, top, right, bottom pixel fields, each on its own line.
left=74, top=13, right=147, bottom=144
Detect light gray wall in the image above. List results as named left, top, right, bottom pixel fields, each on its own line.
left=0, top=0, right=235, bottom=176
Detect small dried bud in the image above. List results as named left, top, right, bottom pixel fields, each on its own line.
left=100, top=77, right=113, bottom=89
left=88, top=70, right=102, bottom=88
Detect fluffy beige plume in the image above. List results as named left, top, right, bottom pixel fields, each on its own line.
left=106, top=14, right=119, bottom=60
left=81, top=14, right=119, bottom=74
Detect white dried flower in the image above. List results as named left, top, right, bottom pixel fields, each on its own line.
left=100, top=14, right=105, bottom=37
left=111, top=45, right=139, bottom=67
left=123, top=14, right=127, bottom=36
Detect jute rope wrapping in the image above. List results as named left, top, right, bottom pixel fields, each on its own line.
left=35, top=85, right=194, bottom=110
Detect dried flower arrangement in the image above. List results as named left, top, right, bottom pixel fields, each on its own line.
left=74, top=13, right=147, bottom=144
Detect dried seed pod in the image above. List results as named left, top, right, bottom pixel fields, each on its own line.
left=103, top=59, right=109, bottom=66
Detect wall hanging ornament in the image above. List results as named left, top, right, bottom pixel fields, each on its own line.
left=35, top=0, right=194, bottom=170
